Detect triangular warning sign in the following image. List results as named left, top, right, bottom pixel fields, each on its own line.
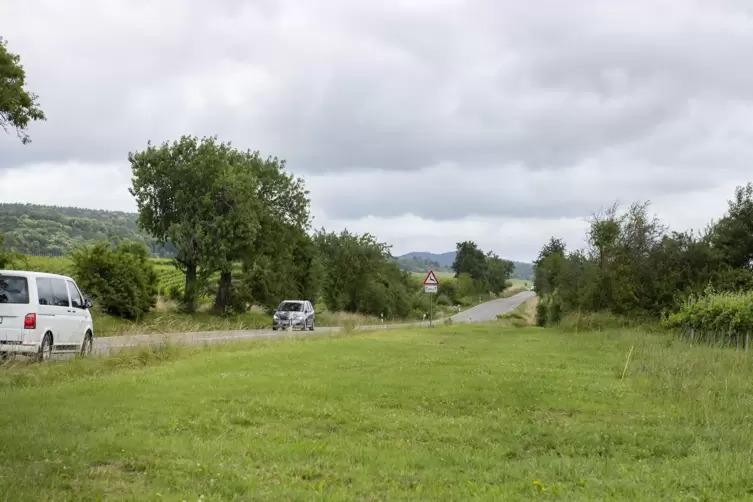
left=423, top=270, right=439, bottom=286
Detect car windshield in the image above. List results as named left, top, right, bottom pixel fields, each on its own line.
left=0, top=275, right=30, bottom=304
left=278, top=302, right=303, bottom=312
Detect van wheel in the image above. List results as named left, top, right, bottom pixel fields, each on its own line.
left=309, top=320, right=315, bottom=331
left=81, top=332, right=93, bottom=356
left=36, top=333, right=52, bottom=363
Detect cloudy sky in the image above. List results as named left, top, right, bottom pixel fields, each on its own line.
left=1, top=0, right=751, bottom=262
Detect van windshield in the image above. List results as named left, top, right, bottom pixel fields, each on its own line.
left=0, top=275, right=30, bottom=304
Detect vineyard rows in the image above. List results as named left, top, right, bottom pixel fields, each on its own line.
left=662, top=290, right=753, bottom=350
left=14, top=255, right=236, bottom=297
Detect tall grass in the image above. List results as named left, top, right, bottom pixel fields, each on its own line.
left=558, top=311, right=661, bottom=333
left=496, top=296, right=538, bottom=327
left=0, top=343, right=186, bottom=389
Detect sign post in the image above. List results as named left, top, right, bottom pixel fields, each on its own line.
left=423, top=270, right=440, bottom=328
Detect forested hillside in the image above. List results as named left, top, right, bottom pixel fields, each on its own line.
left=0, top=204, right=533, bottom=282
left=0, top=203, right=175, bottom=256
left=394, top=255, right=451, bottom=273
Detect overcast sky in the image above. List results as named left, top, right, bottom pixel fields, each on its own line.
left=1, top=0, right=751, bottom=262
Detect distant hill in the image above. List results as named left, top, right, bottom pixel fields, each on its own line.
left=399, top=251, right=457, bottom=268
left=398, top=251, right=534, bottom=281
left=394, top=254, right=452, bottom=273
left=0, top=203, right=174, bottom=257
left=0, top=203, right=535, bottom=281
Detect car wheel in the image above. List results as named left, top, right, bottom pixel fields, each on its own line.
left=309, top=320, right=315, bottom=331
left=272, top=326, right=278, bottom=331
left=80, top=332, right=93, bottom=357
left=36, top=332, right=52, bottom=363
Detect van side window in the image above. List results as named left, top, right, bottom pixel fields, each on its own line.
left=50, top=278, right=70, bottom=307
left=67, top=280, right=84, bottom=309
left=36, top=278, right=54, bottom=306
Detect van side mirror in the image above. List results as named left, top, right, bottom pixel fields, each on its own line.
left=84, top=298, right=94, bottom=309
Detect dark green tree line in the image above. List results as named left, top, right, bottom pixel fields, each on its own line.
left=533, top=184, right=753, bottom=326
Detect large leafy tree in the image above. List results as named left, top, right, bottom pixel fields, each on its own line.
left=451, top=241, right=488, bottom=282
left=0, top=37, right=45, bottom=144
left=314, top=229, right=394, bottom=314
left=532, top=237, right=566, bottom=296
left=709, top=182, right=753, bottom=272
left=485, top=252, right=514, bottom=294
left=238, top=154, right=311, bottom=311
left=128, top=135, right=262, bottom=312
left=243, top=226, right=322, bottom=312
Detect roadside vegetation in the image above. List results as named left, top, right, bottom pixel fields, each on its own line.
left=3, top=250, right=524, bottom=336
left=533, top=184, right=753, bottom=345
left=1, top=229, right=522, bottom=336
left=1, top=321, right=750, bottom=500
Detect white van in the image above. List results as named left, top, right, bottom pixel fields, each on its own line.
left=0, top=270, right=94, bottom=361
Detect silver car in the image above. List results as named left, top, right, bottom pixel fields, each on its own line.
left=272, top=300, right=315, bottom=331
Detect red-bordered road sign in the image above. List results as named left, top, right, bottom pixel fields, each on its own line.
left=423, top=270, right=439, bottom=286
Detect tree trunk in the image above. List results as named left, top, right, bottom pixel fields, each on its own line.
left=183, top=263, right=198, bottom=313
left=214, top=270, right=232, bottom=312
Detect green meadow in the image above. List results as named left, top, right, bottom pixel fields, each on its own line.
left=1, top=321, right=749, bottom=500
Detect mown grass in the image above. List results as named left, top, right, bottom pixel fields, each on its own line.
left=2, top=323, right=752, bottom=500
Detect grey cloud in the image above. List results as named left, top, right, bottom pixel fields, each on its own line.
left=306, top=160, right=725, bottom=221
left=2, top=0, right=753, bottom=222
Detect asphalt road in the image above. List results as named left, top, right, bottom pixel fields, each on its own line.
left=450, top=290, right=536, bottom=323
left=92, top=291, right=536, bottom=356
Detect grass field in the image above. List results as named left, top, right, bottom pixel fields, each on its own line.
left=1, top=321, right=750, bottom=500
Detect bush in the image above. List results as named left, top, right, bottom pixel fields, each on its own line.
left=436, top=294, right=451, bottom=306
left=536, top=299, right=548, bottom=327
left=438, top=280, right=459, bottom=304
left=456, top=273, right=476, bottom=298
left=69, top=241, right=158, bottom=320
left=535, top=292, right=563, bottom=326
left=662, top=288, right=753, bottom=345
